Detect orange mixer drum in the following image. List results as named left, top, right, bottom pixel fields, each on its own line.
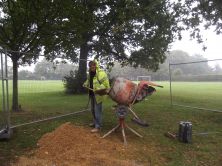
left=109, top=77, right=137, bottom=105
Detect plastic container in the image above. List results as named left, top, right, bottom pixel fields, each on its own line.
left=109, top=77, right=137, bottom=105
left=178, top=121, right=192, bottom=143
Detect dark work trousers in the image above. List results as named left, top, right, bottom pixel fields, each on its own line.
left=90, top=95, right=96, bottom=120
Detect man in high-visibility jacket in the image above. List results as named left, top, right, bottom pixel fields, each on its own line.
left=83, top=60, right=110, bottom=133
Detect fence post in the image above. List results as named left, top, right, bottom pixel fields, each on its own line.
left=169, top=63, right=173, bottom=106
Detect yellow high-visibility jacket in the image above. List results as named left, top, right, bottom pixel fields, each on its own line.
left=83, top=60, right=110, bottom=103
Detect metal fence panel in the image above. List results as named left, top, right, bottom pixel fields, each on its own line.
left=0, top=49, right=89, bottom=130
left=169, top=59, right=222, bottom=112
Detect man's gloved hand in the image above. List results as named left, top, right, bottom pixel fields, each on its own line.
left=94, top=89, right=109, bottom=95
left=83, top=85, right=94, bottom=91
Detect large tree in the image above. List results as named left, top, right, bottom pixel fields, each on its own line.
left=0, top=0, right=61, bottom=111
left=50, top=0, right=222, bottom=93
left=43, top=0, right=179, bottom=93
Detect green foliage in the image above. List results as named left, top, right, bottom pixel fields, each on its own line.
left=168, top=50, right=213, bottom=75
left=0, top=0, right=221, bottom=71
left=109, top=50, right=217, bottom=81
left=172, top=0, right=222, bottom=48
left=0, top=0, right=56, bottom=62
left=18, top=70, right=35, bottom=80
left=0, top=0, right=60, bottom=111
left=63, top=70, right=86, bottom=94
left=33, top=58, right=77, bottom=80
left=42, top=0, right=177, bottom=70
left=184, top=0, right=222, bottom=34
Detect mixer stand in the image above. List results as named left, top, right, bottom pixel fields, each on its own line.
left=102, top=117, right=143, bottom=145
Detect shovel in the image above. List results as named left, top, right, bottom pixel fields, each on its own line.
left=128, top=107, right=149, bottom=127
left=84, top=86, right=109, bottom=96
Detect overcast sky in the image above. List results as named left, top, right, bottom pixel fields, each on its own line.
left=170, top=27, right=222, bottom=60
left=170, top=26, right=222, bottom=67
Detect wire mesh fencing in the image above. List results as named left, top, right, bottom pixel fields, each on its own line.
left=169, top=59, right=222, bottom=112
left=0, top=49, right=90, bottom=130
left=0, top=50, right=11, bottom=137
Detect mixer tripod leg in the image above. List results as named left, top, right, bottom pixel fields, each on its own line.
left=121, top=126, right=127, bottom=145
left=102, top=124, right=120, bottom=138
left=126, top=124, right=143, bottom=138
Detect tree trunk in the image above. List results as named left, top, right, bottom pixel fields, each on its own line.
left=77, top=42, right=89, bottom=93
left=12, top=56, right=19, bottom=112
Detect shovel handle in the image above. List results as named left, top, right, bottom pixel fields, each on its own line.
left=83, top=86, right=94, bottom=91
left=128, top=107, right=140, bottom=119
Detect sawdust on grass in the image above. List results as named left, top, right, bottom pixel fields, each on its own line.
left=11, top=122, right=163, bottom=166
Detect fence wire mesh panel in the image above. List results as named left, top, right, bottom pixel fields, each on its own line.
left=169, top=59, right=222, bottom=112
left=0, top=49, right=89, bottom=128
left=0, top=53, right=4, bottom=129
left=0, top=51, right=10, bottom=132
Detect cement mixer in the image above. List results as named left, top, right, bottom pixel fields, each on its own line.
left=108, top=77, right=162, bottom=105
left=108, top=77, right=162, bottom=125
left=108, top=77, right=137, bottom=105
left=96, top=77, right=163, bottom=145
left=94, top=77, right=162, bottom=104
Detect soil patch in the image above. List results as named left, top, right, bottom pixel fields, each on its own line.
left=11, top=122, right=148, bottom=166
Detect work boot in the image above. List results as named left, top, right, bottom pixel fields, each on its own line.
left=89, top=123, right=95, bottom=127
left=91, top=128, right=100, bottom=133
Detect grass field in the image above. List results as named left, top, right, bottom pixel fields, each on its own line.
left=0, top=80, right=222, bottom=165
left=169, top=82, right=222, bottom=111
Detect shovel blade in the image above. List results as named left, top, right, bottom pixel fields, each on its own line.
left=131, top=117, right=149, bottom=127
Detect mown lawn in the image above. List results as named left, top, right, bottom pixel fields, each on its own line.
left=0, top=80, right=222, bottom=166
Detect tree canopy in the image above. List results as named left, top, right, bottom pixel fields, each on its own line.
left=41, top=0, right=180, bottom=93
left=44, top=1, right=176, bottom=69
left=0, top=0, right=61, bottom=111
left=172, top=0, right=222, bottom=48
left=184, top=0, right=222, bottom=34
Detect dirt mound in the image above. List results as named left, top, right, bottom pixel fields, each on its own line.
left=12, top=122, right=145, bottom=166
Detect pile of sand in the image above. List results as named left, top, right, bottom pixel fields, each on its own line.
left=12, top=122, right=145, bottom=166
